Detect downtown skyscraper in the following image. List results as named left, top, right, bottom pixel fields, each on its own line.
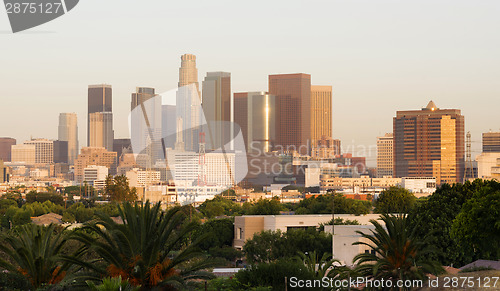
left=393, top=101, right=465, bottom=184
left=310, top=85, right=332, bottom=143
left=268, top=73, right=311, bottom=153
left=202, top=71, right=232, bottom=151
left=176, top=54, right=201, bottom=151
left=130, top=87, right=163, bottom=166
left=88, top=84, right=114, bottom=151
left=58, top=113, right=79, bottom=165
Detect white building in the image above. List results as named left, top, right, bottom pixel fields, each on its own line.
left=476, top=152, right=500, bottom=179
left=401, top=177, right=436, bottom=194
left=377, top=133, right=393, bottom=178
left=83, top=165, right=108, bottom=189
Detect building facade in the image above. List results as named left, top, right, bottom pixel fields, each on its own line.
left=377, top=133, right=393, bottom=177
left=310, top=85, right=332, bottom=143
left=482, top=132, right=500, bottom=153
left=74, top=147, right=117, bottom=182
left=268, top=73, right=311, bottom=153
left=88, top=84, right=113, bottom=151
left=24, top=139, right=54, bottom=164
left=0, top=137, right=16, bottom=162
left=234, top=91, right=276, bottom=153
left=11, top=144, right=36, bottom=164
left=202, top=72, right=232, bottom=150
left=393, top=101, right=464, bottom=184
left=88, top=112, right=114, bottom=151
left=58, top=113, right=79, bottom=165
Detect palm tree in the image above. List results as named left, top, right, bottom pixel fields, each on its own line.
left=0, top=223, right=75, bottom=289
left=353, top=214, right=443, bottom=290
left=296, top=251, right=341, bottom=279
left=67, top=201, right=215, bottom=290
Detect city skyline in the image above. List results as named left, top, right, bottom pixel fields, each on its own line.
left=2, top=0, right=500, bottom=165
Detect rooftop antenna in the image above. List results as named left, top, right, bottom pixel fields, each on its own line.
left=464, top=131, right=474, bottom=183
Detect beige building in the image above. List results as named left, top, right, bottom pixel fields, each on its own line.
left=75, top=147, right=117, bottom=182
left=233, top=214, right=382, bottom=250
left=58, top=113, right=79, bottom=165
left=125, top=168, right=161, bottom=188
left=11, top=144, right=36, bottom=164
left=24, top=139, right=54, bottom=164
left=311, top=85, right=332, bottom=143
left=320, top=175, right=401, bottom=191
left=377, top=133, right=393, bottom=178
left=325, top=225, right=378, bottom=266
left=89, top=112, right=114, bottom=151
left=482, top=131, right=500, bottom=152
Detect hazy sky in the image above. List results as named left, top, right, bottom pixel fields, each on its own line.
left=1, top=0, right=500, bottom=166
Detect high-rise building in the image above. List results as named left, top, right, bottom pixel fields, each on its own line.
left=268, top=73, right=311, bottom=153
left=53, top=140, right=68, bottom=164
left=24, top=139, right=54, bottom=164
left=162, top=105, right=176, bottom=149
left=234, top=91, right=276, bottom=153
left=176, top=54, right=201, bottom=152
left=202, top=72, right=232, bottom=150
left=0, top=159, right=9, bottom=183
left=89, top=112, right=114, bottom=151
left=58, top=113, right=79, bottom=164
left=311, top=85, right=332, bottom=143
left=113, top=138, right=132, bottom=158
left=74, top=147, right=117, bottom=182
left=130, top=87, right=162, bottom=164
left=377, top=133, right=394, bottom=177
left=482, top=132, right=500, bottom=152
left=0, top=137, right=16, bottom=162
left=393, top=101, right=465, bottom=184
left=88, top=84, right=113, bottom=150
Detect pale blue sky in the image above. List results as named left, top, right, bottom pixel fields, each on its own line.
left=1, top=0, right=499, bottom=165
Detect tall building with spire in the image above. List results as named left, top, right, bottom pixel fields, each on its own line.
left=58, top=113, right=79, bottom=164
left=176, top=54, right=201, bottom=151
left=393, top=101, right=465, bottom=184
left=88, top=84, right=113, bottom=151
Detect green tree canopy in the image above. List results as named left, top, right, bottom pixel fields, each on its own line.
left=104, top=175, right=137, bottom=202
left=374, top=186, right=416, bottom=214
left=451, top=185, right=500, bottom=261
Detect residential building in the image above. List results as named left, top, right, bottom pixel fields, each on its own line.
left=233, top=214, right=382, bottom=250
left=268, top=73, right=311, bottom=153
left=74, top=147, right=117, bottom=182
left=0, top=137, right=16, bottom=162
left=377, top=133, right=393, bottom=177
left=310, top=85, right=332, bottom=143
left=393, top=101, right=465, bottom=184
left=202, top=72, right=232, bottom=150
left=482, top=132, right=500, bottom=152
left=234, top=91, right=276, bottom=153
left=58, top=113, right=79, bottom=164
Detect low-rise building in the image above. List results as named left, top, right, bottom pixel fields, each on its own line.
left=233, top=214, right=382, bottom=250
